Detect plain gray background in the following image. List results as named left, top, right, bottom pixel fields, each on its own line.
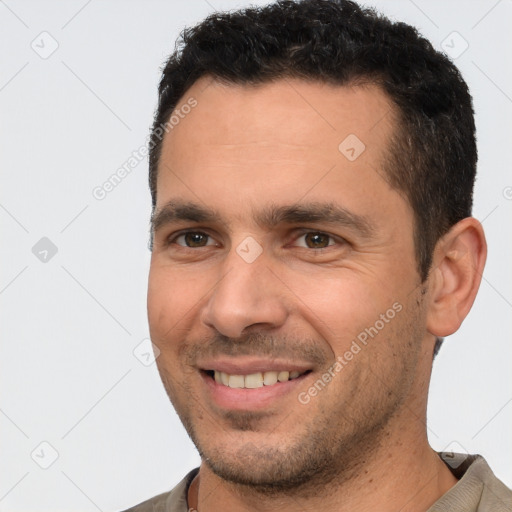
left=1, top=0, right=511, bottom=510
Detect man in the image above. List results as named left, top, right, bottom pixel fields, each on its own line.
left=124, top=0, right=511, bottom=510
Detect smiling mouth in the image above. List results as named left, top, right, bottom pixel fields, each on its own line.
left=203, top=369, right=311, bottom=389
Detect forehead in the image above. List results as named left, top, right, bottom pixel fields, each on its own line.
left=165, top=76, right=394, bottom=155
left=156, top=77, right=404, bottom=224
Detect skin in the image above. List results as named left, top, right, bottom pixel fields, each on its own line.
left=147, top=76, right=487, bottom=512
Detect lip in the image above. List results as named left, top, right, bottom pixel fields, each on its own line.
left=201, top=370, right=310, bottom=410
left=197, top=357, right=314, bottom=411
left=197, top=356, right=313, bottom=375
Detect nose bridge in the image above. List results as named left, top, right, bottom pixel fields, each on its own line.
left=200, top=242, right=288, bottom=338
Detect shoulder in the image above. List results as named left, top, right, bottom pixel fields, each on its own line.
left=467, top=455, right=512, bottom=511
left=429, top=453, right=512, bottom=511
left=119, top=468, right=199, bottom=512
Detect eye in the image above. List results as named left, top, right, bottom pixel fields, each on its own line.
left=171, top=231, right=217, bottom=248
left=293, top=232, right=336, bottom=249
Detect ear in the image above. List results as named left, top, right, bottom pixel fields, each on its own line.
left=426, top=217, right=487, bottom=337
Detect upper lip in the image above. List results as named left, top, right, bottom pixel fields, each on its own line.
left=197, top=357, right=314, bottom=375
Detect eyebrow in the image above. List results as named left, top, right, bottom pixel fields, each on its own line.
left=255, top=202, right=374, bottom=237
left=151, top=199, right=375, bottom=238
left=151, top=201, right=224, bottom=233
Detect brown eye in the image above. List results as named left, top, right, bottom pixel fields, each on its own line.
left=302, top=232, right=333, bottom=249
left=172, top=232, right=215, bottom=248
left=184, top=232, right=209, bottom=247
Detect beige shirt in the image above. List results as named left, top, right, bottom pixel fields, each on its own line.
left=122, top=453, right=512, bottom=511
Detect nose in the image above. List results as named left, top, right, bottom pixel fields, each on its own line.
left=200, top=246, right=289, bottom=339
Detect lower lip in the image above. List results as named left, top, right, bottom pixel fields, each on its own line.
left=201, top=372, right=309, bottom=411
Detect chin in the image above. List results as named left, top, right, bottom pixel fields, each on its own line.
left=191, top=424, right=357, bottom=497
left=203, top=442, right=323, bottom=492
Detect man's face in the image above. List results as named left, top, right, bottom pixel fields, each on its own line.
left=148, top=77, right=431, bottom=490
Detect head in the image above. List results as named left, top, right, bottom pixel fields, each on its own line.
left=148, top=0, right=477, bottom=281
left=146, top=0, right=486, bottom=495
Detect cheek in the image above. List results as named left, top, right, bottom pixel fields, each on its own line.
left=284, top=269, right=398, bottom=344
left=147, top=264, right=199, bottom=344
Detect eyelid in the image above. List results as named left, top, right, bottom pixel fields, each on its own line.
left=164, top=228, right=346, bottom=250
left=166, top=229, right=219, bottom=247
left=289, top=229, right=344, bottom=249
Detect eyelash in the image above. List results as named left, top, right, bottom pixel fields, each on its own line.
left=165, top=230, right=342, bottom=250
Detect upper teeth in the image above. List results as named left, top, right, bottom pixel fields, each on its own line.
left=214, top=370, right=301, bottom=389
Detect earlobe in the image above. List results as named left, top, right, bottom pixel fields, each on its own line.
left=426, top=217, right=487, bottom=337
